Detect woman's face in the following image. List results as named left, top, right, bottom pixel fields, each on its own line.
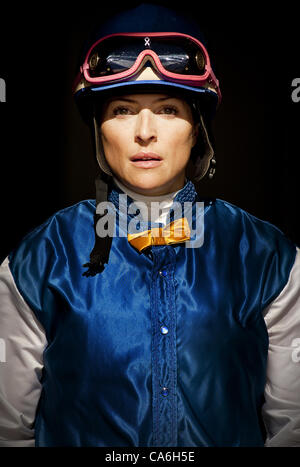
left=99, top=93, right=198, bottom=196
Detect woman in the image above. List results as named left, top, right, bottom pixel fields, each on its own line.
left=0, top=4, right=299, bottom=447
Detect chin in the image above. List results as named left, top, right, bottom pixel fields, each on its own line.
left=131, top=180, right=179, bottom=197
left=127, top=174, right=167, bottom=193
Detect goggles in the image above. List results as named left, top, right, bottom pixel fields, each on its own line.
left=73, top=32, right=221, bottom=101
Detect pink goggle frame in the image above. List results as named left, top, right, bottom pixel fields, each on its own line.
left=73, top=32, right=221, bottom=101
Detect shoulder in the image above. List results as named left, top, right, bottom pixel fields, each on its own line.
left=212, top=198, right=297, bottom=247
left=209, top=198, right=298, bottom=308
left=9, top=199, right=96, bottom=261
left=7, top=200, right=96, bottom=310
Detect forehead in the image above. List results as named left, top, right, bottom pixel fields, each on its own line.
left=105, top=93, right=186, bottom=105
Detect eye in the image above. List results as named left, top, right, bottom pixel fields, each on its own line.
left=113, top=106, right=131, bottom=116
left=159, top=105, right=178, bottom=115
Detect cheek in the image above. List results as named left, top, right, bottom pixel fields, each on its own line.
left=100, top=122, right=130, bottom=157
left=161, top=122, right=194, bottom=156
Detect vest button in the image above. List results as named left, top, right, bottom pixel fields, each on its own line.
left=160, top=325, right=169, bottom=335
left=161, top=387, right=169, bottom=396
left=159, top=269, right=168, bottom=277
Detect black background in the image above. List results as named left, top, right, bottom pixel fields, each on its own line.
left=0, top=1, right=299, bottom=263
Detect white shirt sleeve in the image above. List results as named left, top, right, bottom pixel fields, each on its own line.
left=0, top=257, right=47, bottom=447
left=262, top=247, right=300, bottom=446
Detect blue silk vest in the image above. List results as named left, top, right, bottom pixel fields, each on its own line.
left=8, top=181, right=296, bottom=447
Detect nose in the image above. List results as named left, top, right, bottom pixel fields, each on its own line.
left=134, top=109, right=157, bottom=145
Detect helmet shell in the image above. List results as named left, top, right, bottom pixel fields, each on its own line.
left=74, top=3, right=220, bottom=124
left=73, top=3, right=220, bottom=181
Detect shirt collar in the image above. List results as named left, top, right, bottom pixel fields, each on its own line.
left=108, top=177, right=198, bottom=227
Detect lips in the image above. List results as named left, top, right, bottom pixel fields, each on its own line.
left=130, top=152, right=162, bottom=161
left=130, top=152, right=163, bottom=169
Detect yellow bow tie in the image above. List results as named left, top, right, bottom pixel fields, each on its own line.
left=127, top=217, right=191, bottom=252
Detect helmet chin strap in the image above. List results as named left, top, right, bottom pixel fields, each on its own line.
left=82, top=107, right=113, bottom=277
left=93, top=112, right=113, bottom=176
left=82, top=170, right=113, bottom=277
left=190, top=103, right=215, bottom=181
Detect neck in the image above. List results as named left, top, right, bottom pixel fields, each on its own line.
left=112, top=177, right=185, bottom=225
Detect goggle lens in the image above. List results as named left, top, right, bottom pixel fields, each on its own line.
left=87, top=36, right=206, bottom=77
